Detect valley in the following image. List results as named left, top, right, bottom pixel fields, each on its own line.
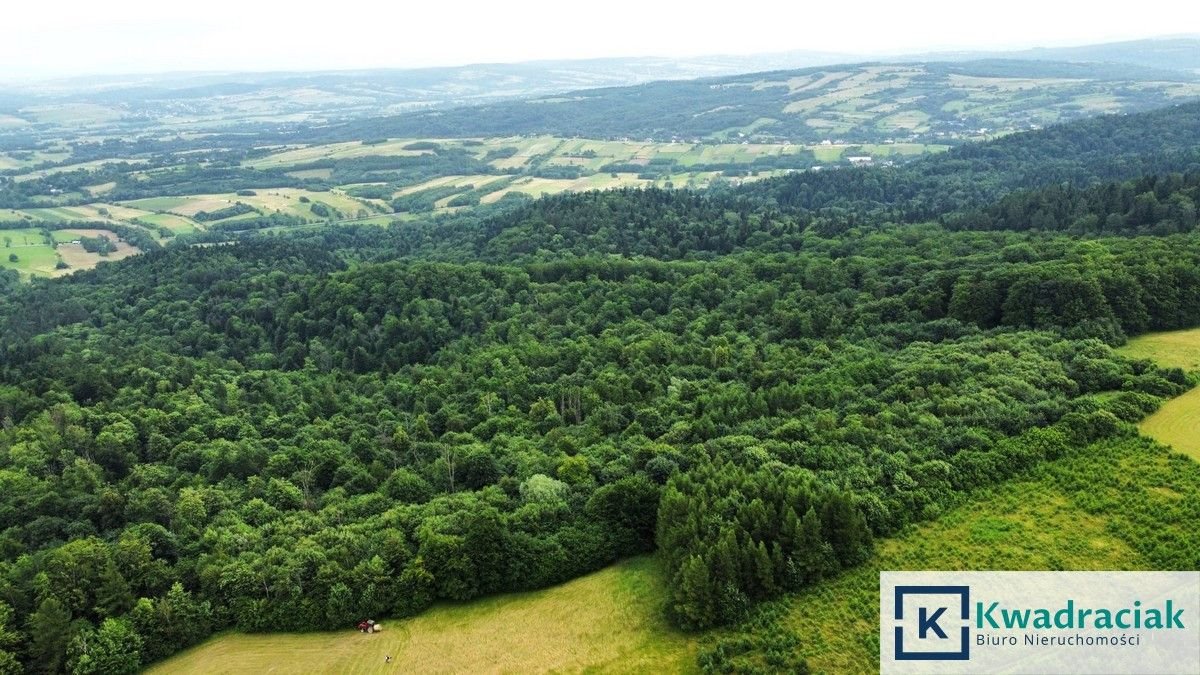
left=0, top=33, right=1199, bottom=675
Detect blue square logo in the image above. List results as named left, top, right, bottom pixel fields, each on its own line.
left=894, top=585, right=971, bottom=661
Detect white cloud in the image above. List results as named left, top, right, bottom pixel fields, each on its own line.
left=2, top=0, right=1197, bottom=78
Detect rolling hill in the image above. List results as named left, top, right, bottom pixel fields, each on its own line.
left=907, top=36, right=1200, bottom=74
left=325, top=59, right=1200, bottom=144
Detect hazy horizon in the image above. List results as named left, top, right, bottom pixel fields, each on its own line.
left=2, top=1, right=1197, bottom=80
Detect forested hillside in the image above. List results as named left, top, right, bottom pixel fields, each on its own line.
left=341, top=100, right=1200, bottom=262
left=1, top=100, right=1200, bottom=673
left=326, top=60, right=1200, bottom=143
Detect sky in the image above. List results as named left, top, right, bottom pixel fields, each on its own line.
left=2, top=0, right=1197, bottom=79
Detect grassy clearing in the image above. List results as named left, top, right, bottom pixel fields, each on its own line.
left=1119, top=327, right=1200, bottom=371
left=148, top=556, right=697, bottom=675
left=22, top=103, right=124, bottom=125
left=1119, top=327, right=1200, bottom=462
left=86, top=181, right=117, bottom=196
left=877, top=110, right=932, bottom=131
left=20, top=207, right=96, bottom=223
left=759, top=434, right=1197, bottom=673
left=0, top=244, right=60, bottom=277
left=0, top=149, right=70, bottom=170
left=1139, top=389, right=1200, bottom=462
left=287, top=168, right=335, bottom=180
left=480, top=174, right=651, bottom=204
left=0, top=210, right=34, bottom=223
left=1, top=228, right=50, bottom=246
left=393, top=175, right=509, bottom=199
left=1, top=229, right=60, bottom=277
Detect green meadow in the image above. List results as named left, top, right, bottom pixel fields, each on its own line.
left=1119, top=328, right=1200, bottom=462
left=148, top=557, right=698, bottom=675
left=704, top=434, right=1200, bottom=673
left=0, top=228, right=60, bottom=277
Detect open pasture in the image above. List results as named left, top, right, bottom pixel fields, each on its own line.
left=1118, top=327, right=1200, bottom=462
left=1138, top=389, right=1200, bottom=462
left=147, top=557, right=697, bottom=675
left=1, top=228, right=59, bottom=277
left=1119, top=327, right=1200, bottom=371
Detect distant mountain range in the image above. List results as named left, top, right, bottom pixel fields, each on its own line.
left=318, top=58, right=1200, bottom=145
left=0, top=37, right=1195, bottom=140
left=900, top=37, right=1200, bottom=74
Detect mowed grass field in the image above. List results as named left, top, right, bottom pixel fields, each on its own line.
left=1119, top=327, right=1200, bottom=371
left=1, top=228, right=60, bottom=277
left=1119, top=327, right=1200, bottom=461
left=1140, top=389, right=1200, bottom=461
left=147, top=557, right=698, bottom=675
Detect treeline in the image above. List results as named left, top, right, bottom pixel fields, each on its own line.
left=203, top=212, right=308, bottom=232
left=745, top=117, right=1200, bottom=224
left=334, top=104, right=1200, bottom=263
left=945, top=171, right=1199, bottom=235
left=306, top=150, right=498, bottom=187
left=0, top=220, right=160, bottom=254
left=105, top=167, right=306, bottom=201
left=0, top=165, right=309, bottom=209
left=193, top=202, right=258, bottom=222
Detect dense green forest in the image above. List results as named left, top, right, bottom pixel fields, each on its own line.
left=1, top=100, right=1200, bottom=673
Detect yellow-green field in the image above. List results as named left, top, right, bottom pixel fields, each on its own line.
left=742, top=426, right=1200, bottom=673
left=1119, top=327, right=1200, bottom=462
left=781, top=477, right=1147, bottom=673
left=1119, top=327, right=1200, bottom=371
left=147, top=556, right=698, bottom=675
left=1, top=229, right=61, bottom=277
left=1139, top=389, right=1200, bottom=462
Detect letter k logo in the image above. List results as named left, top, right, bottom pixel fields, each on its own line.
left=893, top=585, right=971, bottom=661
left=919, top=606, right=948, bottom=639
